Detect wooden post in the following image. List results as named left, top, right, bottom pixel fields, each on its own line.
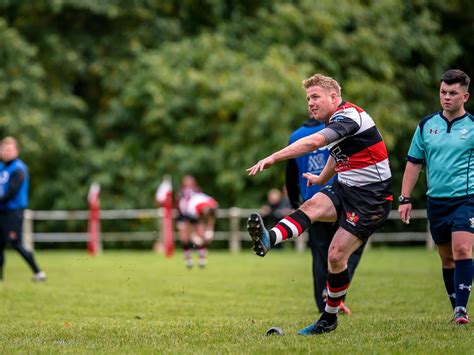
left=23, top=209, right=34, bottom=251
left=229, top=207, right=241, bottom=253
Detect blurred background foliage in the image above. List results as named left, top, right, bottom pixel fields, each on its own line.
left=0, top=0, right=473, bottom=210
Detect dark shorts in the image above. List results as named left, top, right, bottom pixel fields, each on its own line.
left=0, top=209, right=24, bottom=244
left=319, top=180, right=392, bottom=243
left=177, top=214, right=198, bottom=224
left=427, top=194, right=474, bottom=245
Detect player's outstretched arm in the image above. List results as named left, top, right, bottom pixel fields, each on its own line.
left=246, top=133, right=326, bottom=176
left=247, top=156, right=276, bottom=176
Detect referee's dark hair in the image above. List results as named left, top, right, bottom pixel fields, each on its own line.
left=440, top=69, right=470, bottom=89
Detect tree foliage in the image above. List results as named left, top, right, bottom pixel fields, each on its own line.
left=0, top=0, right=469, bottom=209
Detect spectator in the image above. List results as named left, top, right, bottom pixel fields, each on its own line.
left=0, top=137, right=46, bottom=282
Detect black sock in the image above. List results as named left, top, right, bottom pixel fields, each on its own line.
left=320, top=311, right=337, bottom=324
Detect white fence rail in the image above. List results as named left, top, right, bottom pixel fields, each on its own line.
left=23, top=208, right=431, bottom=252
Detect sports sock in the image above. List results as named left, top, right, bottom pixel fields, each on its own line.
left=181, top=242, right=193, bottom=251
left=197, top=246, right=208, bottom=259
left=268, top=210, right=311, bottom=246
left=454, top=259, right=472, bottom=309
left=322, top=268, right=350, bottom=323
left=442, top=268, right=456, bottom=309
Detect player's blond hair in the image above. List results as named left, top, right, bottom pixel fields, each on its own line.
left=302, top=74, right=341, bottom=96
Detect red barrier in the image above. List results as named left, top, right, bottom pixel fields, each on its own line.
left=87, top=183, right=102, bottom=256
left=155, top=177, right=174, bottom=258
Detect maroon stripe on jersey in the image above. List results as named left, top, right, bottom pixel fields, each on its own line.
left=275, top=224, right=290, bottom=240
left=332, top=126, right=383, bottom=158
left=335, top=140, right=388, bottom=172
left=285, top=216, right=303, bottom=234
left=336, top=101, right=364, bottom=113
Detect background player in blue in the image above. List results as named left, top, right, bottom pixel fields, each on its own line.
left=399, top=69, right=474, bottom=324
left=0, top=137, right=46, bottom=282
left=285, top=117, right=364, bottom=314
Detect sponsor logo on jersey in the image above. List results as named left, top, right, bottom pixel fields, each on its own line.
left=332, top=115, right=345, bottom=122
left=460, top=128, right=468, bottom=139
left=346, top=212, right=360, bottom=226
left=470, top=217, right=474, bottom=228
left=331, top=146, right=350, bottom=170
left=429, top=128, right=439, bottom=135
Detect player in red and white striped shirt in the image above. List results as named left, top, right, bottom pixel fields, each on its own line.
left=177, top=175, right=218, bottom=268
left=246, top=74, right=393, bottom=335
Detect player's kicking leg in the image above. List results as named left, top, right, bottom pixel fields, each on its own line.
left=247, top=193, right=336, bottom=257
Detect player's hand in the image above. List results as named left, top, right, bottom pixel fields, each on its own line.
left=246, top=156, right=276, bottom=176
left=398, top=203, right=412, bottom=225
left=302, top=172, right=322, bottom=186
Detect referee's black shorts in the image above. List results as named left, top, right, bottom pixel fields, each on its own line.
left=320, top=180, right=392, bottom=243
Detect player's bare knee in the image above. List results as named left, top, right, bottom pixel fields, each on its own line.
left=452, top=245, right=472, bottom=260
left=328, top=250, right=345, bottom=269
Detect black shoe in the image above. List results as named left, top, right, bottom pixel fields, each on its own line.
left=298, top=318, right=338, bottom=335
left=247, top=213, right=271, bottom=257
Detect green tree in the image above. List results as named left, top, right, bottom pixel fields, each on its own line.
left=0, top=0, right=465, bottom=210
left=0, top=18, right=90, bottom=209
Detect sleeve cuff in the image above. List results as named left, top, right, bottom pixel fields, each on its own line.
left=406, top=155, right=424, bottom=164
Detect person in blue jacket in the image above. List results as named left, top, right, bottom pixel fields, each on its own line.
left=286, top=117, right=364, bottom=314
left=0, top=137, right=46, bottom=282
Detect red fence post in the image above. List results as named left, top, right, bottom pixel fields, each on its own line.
left=87, top=183, right=102, bottom=256
left=155, top=176, right=174, bottom=258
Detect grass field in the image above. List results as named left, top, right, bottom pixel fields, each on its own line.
left=0, top=247, right=473, bottom=354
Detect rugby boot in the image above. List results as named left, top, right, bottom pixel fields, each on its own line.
left=298, top=318, right=338, bottom=335
left=247, top=213, right=271, bottom=257
left=454, top=306, right=470, bottom=324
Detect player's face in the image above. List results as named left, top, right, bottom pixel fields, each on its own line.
left=0, top=142, right=19, bottom=162
left=306, top=86, right=338, bottom=122
left=439, top=82, right=469, bottom=116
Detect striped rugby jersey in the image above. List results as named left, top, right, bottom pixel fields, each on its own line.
left=325, top=102, right=392, bottom=188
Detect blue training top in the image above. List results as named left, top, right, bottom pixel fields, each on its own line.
left=288, top=119, right=335, bottom=201
left=407, top=111, right=474, bottom=198
left=0, top=158, right=29, bottom=210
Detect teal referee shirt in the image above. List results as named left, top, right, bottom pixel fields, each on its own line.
left=407, top=112, right=474, bottom=198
